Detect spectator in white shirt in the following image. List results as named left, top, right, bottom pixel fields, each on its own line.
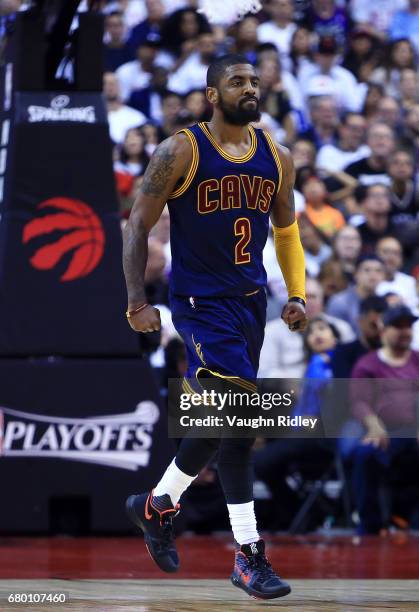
left=299, top=35, right=364, bottom=112
left=375, top=236, right=419, bottom=311
left=103, top=72, right=147, bottom=144
left=167, top=33, right=217, bottom=95
left=116, top=38, right=159, bottom=102
left=257, top=0, right=297, bottom=72
left=317, top=112, right=370, bottom=172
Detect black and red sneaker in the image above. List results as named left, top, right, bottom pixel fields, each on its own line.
left=231, top=539, right=291, bottom=600
left=126, top=490, right=180, bottom=573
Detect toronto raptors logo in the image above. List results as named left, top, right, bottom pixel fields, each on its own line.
left=22, top=197, right=105, bottom=282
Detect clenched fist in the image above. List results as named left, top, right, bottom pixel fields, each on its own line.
left=127, top=304, right=161, bottom=333
left=281, top=300, right=308, bottom=332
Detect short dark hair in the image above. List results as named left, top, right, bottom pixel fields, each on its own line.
left=207, top=54, right=252, bottom=88
left=359, top=295, right=388, bottom=315
left=355, top=254, right=384, bottom=269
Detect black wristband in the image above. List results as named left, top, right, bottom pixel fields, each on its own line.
left=288, top=296, right=306, bottom=307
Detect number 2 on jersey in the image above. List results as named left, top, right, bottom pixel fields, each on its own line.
left=234, top=217, right=251, bottom=264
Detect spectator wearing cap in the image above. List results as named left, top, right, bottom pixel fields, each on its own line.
left=351, top=184, right=396, bottom=255
left=259, top=277, right=354, bottom=378
left=350, top=304, right=419, bottom=534
left=387, top=149, right=419, bottom=225
left=375, top=236, right=419, bottom=311
left=332, top=224, right=362, bottom=282
left=302, top=0, right=351, bottom=48
left=116, top=37, right=160, bottom=102
left=299, top=35, right=364, bottom=112
left=370, top=38, right=417, bottom=98
left=167, top=33, right=217, bottom=95
left=331, top=295, right=387, bottom=377
left=390, top=0, right=419, bottom=56
left=316, top=112, right=369, bottom=172
left=300, top=172, right=345, bottom=238
left=345, top=122, right=395, bottom=187
left=103, top=72, right=147, bottom=144
left=257, top=0, right=297, bottom=73
left=127, top=0, right=165, bottom=58
left=103, top=11, right=134, bottom=72
left=326, top=255, right=386, bottom=333
left=342, top=26, right=382, bottom=83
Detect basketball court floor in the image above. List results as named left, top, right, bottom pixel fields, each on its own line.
left=1, top=534, right=419, bottom=610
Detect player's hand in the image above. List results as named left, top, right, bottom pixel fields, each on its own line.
left=127, top=305, right=161, bottom=333
left=362, top=421, right=389, bottom=450
left=281, top=301, right=308, bottom=332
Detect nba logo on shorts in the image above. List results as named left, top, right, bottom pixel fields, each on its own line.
left=250, top=542, right=258, bottom=554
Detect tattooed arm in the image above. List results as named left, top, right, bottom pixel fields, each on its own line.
left=123, top=133, right=192, bottom=332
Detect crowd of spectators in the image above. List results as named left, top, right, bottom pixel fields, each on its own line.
left=100, top=0, right=419, bottom=535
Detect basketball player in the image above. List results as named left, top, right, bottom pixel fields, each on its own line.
left=122, top=54, right=307, bottom=600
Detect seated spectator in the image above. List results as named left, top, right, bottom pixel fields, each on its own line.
left=326, top=255, right=386, bottom=333
left=331, top=295, right=387, bottom=377
left=302, top=0, right=351, bottom=48
left=389, top=1, right=419, bottom=56
left=257, top=0, right=297, bottom=72
left=299, top=36, right=363, bottom=112
left=300, top=95, right=339, bottom=150
left=317, top=112, right=369, bottom=172
left=229, top=15, right=259, bottom=65
left=298, top=212, right=332, bottom=276
left=300, top=172, right=345, bottom=238
left=370, top=38, right=416, bottom=97
left=167, top=32, right=217, bottom=95
left=375, top=96, right=403, bottom=136
left=342, top=26, right=382, bottom=83
left=350, top=0, right=407, bottom=38
left=387, top=149, right=419, bottom=225
left=350, top=305, right=419, bottom=534
left=291, top=138, right=317, bottom=169
left=352, top=184, right=396, bottom=255
left=318, top=257, right=349, bottom=304
left=103, top=72, right=147, bottom=144
left=257, top=57, right=295, bottom=144
left=127, top=0, right=165, bottom=58
left=116, top=37, right=159, bottom=102
left=127, top=65, right=168, bottom=123
left=184, top=89, right=210, bottom=122
left=289, top=26, right=315, bottom=77
left=103, top=11, right=134, bottom=72
left=362, top=82, right=385, bottom=122
left=376, top=236, right=419, bottom=311
left=140, top=122, right=160, bottom=157
left=259, top=277, right=354, bottom=379
left=398, top=68, right=419, bottom=112
left=345, top=122, right=395, bottom=187
left=160, top=7, right=211, bottom=65
left=114, top=127, right=150, bottom=177
left=401, top=103, right=419, bottom=157
left=332, top=224, right=362, bottom=282
left=157, top=91, right=184, bottom=139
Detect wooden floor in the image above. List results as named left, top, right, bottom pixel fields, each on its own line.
left=1, top=534, right=419, bottom=610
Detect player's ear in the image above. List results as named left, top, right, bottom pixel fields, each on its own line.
left=206, top=86, right=218, bottom=105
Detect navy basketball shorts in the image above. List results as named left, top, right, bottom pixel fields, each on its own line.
left=170, top=288, right=267, bottom=392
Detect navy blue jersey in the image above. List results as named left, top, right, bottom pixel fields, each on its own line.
left=167, top=122, right=282, bottom=297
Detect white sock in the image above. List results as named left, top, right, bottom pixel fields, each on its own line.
left=153, top=458, right=197, bottom=505
left=227, top=501, right=259, bottom=545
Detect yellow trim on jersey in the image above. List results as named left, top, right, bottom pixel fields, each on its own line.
left=168, top=129, right=199, bottom=199
left=198, top=122, right=257, bottom=163
left=196, top=367, right=257, bottom=393
left=263, top=131, right=283, bottom=193
left=245, top=288, right=260, bottom=296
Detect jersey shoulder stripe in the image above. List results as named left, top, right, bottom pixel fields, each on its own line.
left=168, top=128, right=200, bottom=199
left=262, top=130, right=283, bottom=193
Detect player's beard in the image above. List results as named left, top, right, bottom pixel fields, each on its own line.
left=218, top=93, right=261, bottom=126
